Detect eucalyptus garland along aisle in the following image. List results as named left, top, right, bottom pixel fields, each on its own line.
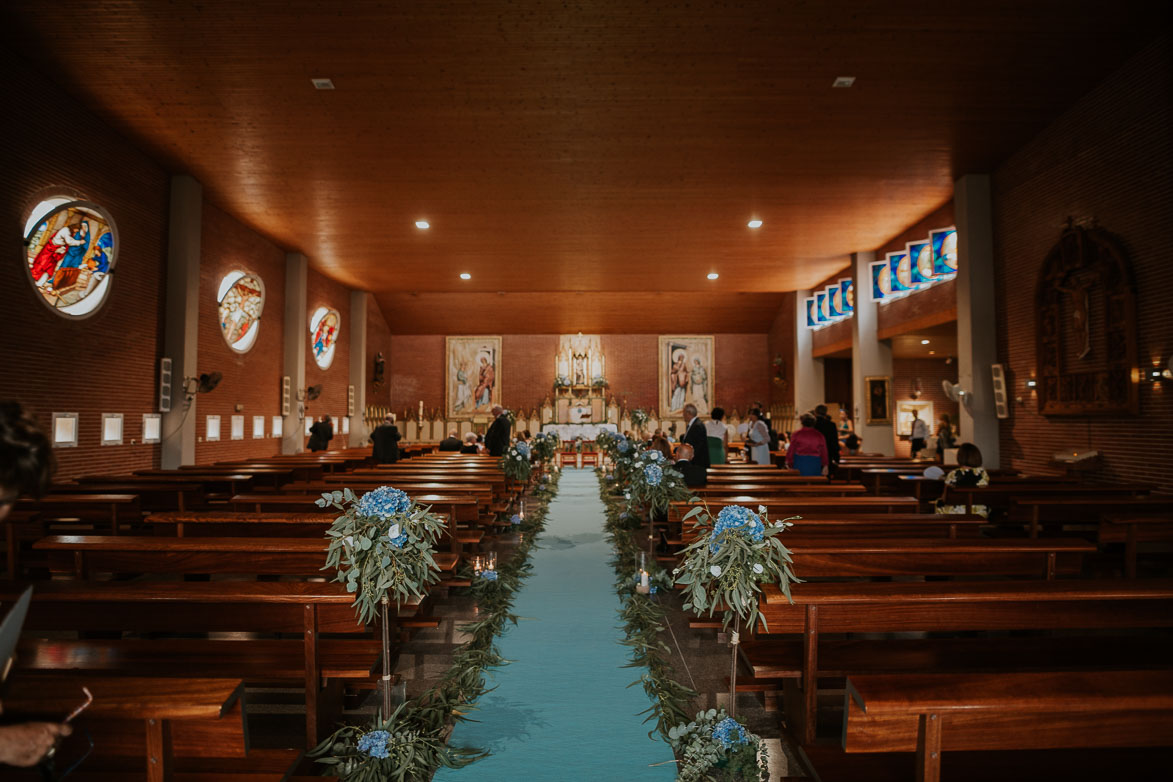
left=433, top=469, right=676, bottom=781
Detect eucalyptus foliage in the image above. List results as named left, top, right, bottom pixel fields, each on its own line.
left=630, top=408, right=651, bottom=432
left=529, top=431, right=559, bottom=464
left=673, top=503, right=799, bottom=632
left=625, top=447, right=694, bottom=518
left=318, top=487, right=448, bottom=625
left=667, top=708, right=768, bottom=782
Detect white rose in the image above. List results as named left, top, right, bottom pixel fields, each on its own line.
left=758, top=505, right=768, bottom=515
left=344, top=536, right=354, bottom=546
left=710, top=565, right=722, bottom=577
left=773, top=520, right=785, bottom=527
left=753, top=563, right=764, bottom=574
left=387, top=524, right=401, bottom=540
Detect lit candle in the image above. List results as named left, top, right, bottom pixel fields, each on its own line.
left=640, top=570, right=650, bottom=588
left=419, top=400, right=424, bottom=420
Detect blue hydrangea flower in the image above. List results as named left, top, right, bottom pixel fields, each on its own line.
left=510, top=513, right=522, bottom=524
left=515, top=442, right=530, bottom=458
left=480, top=570, right=499, bottom=581
left=357, top=729, right=391, bottom=759
left=644, top=463, right=663, bottom=486
left=357, top=487, right=412, bottom=520
left=649, top=585, right=658, bottom=595
left=711, top=717, right=750, bottom=748
left=645, top=449, right=663, bottom=463
left=617, top=438, right=630, bottom=454
left=709, top=505, right=765, bottom=553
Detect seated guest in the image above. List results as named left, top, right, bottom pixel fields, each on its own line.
left=785, top=414, right=828, bottom=476
left=460, top=432, right=481, bottom=454
left=934, top=442, right=991, bottom=518
left=673, top=443, right=708, bottom=488
left=843, top=432, right=861, bottom=455
left=369, top=414, right=401, bottom=464
left=307, top=414, right=333, bottom=452
left=0, top=402, right=74, bottom=767
left=438, top=429, right=462, bottom=451
left=705, top=406, right=729, bottom=465
left=521, top=429, right=532, bottom=442
left=649, top=434, right=674, bottom=462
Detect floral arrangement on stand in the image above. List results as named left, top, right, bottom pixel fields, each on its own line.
left=591, top=375, right=609, bottom=389
left=530, top=431, right=559, bottom=465
left=311, top=474, right=561, bottom=780
left=674, top=503, right=798, bottom=721
left=626, top=447, right=692, bottom=520
left=629, top=407, right=651, bottom=434
left=553, top=374, right=571, bottom=390
left=501, top=440, right=533, bottom=483
left=667, top=708, right=769, bottom=782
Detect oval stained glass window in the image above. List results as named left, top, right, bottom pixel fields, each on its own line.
left=309, top=306, right=341, bottom=369
left=218, top=271, right=266, bottom=353
left=23, top=200, right=119, bottom=318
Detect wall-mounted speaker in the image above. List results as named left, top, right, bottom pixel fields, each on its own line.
left=159, top=357, right=173, bottom=413
left=347, top=385, right=355, bottom=416
left=281, top=376, right=291, bottom=416
left=990, top=363, right=1010, bottom=419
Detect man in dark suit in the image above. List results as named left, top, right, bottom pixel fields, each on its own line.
left=307, top=415, right=333, bottom=452
left=813, top=404, right=841, bottom=478
left=369, top=414, right=402, bottom=464
left=484, top=405, right=512, bottom=457
left=672, top=443, right=708, bottom=488
left=680, top=403, right=711, bottom=469
left=438, top=429, right=462, bottom=452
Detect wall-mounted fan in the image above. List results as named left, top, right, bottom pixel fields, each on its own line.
left=183, top=371, right=222, bottom=397
left=941, top=380, right=971, bottom=408
left=305, top=384, right=323, bottom=401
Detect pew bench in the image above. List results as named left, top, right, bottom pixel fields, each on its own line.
left=1099, top=512, right=1173, bottom=577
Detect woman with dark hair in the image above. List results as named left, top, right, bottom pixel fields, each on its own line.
left=307, top=414, right=333, bottom=452
left=785, top=413, right=829, bottom=476
left=649, top=435, right=674, bottom=462
left=934, top=442, right=990, bottom=517
left=705, top=406, right=728, bottom=465
left=744, top=409, right=771, bottom=465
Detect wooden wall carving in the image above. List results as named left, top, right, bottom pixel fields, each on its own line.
left=1035, top=223, right=1137, bottom=416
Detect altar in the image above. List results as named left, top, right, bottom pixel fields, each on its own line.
left=542, top=423, right=618, bottom=441
left=552, top=333, right=613, bottom=425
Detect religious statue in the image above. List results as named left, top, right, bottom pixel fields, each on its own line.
left=372, top=352, right=386, bottom=390
left=1057, top=273, right=1094, bottom=360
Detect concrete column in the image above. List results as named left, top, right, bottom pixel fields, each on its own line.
left=282, top=253, right=308, bottom=455
left=851, top=251, right=895, bottom=455
left=348, top=290, right=368, bottom=447
left=793, top=290, right=825, bottom=427
left=160, top=176, right=202, bottom=469
left=954, top=174, right=1001, bottom=467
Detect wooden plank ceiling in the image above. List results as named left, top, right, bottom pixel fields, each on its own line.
left=1, top=1, right=1159, bottom=333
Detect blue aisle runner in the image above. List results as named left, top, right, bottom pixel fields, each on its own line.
left=434, top=470, right=676, bottom=781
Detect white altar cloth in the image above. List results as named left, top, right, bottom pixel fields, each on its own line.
left=542, top=423, right=618, bottom=441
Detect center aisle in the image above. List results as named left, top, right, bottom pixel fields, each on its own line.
left=434, top=469, right=676, bottom=781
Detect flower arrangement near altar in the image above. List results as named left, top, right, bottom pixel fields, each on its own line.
left=667, top=708, right=768, bottom=782
left=625, top=447, right=692, bottom=518
left=629, top=407, right=651, bottom=433
left=530, top=431, right=559, bottom=464
left=317, top=486, right=448, bottom=625
left=674, top=503, right=798, bottom=632
left=554, top=374, right=571, bottom=389
left=502, top=441, right=533, bottom=483
left=591, top=375, right=608, bottom=388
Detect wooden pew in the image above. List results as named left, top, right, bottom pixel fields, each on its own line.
left=14, top=493, right=140, bottom=533
left=1015, top=495, right=1173, bottom=538
left=1098, top=512, right=1173, bottom=578
left=842, top=670, right=1173, bottom=782
left=668, top=496, right=922, bottom=522
left=696, top=483, right=867, bottom=497
left=747, top=579, right=1173, bottom=745
left=941, top=483, right=1152, bottom=523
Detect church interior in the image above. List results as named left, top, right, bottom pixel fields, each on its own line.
left=1, top=2, right=1171, bottom=780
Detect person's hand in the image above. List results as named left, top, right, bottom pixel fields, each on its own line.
left=0, top=721, right=72, bottom=767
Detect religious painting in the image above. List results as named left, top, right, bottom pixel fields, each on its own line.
left=887, top=251, right=913, bottom=294
left=804, top=297, right=817, bottom=328
left=309, top=306, right=341, bottom=369
left=907, top=240, right=934, bottom=287
left=839, top=278, right=854, bottom=314
left=826, top=284, right=843, bottom=318
left=217, top=271, right=265, bottom=353
left=658, top=335, right=714, bottom=419
left=930, top=227, right=958, bottom=277
left=23, top=199, right=118, bottom=318
left=865, top=376, right=892, bottom=425
left=870, top=261, right=891, bottom=302
left=446, top=336, right=501, bottom=418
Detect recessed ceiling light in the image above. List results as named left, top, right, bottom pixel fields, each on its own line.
left=929, top=350, right=936, bottom=355
left=747, top=219, right=763, bottom=229
left=459, top=273, right=471, bottom=280
left=415, top=220, right=430, bottom=230
left=832, top=76, right=855, bottom=88
left=707, top=272, right=720, bottom=280
left=311, top=78, right=335, bottom=90
left=921, top=339, right=931, bottom=345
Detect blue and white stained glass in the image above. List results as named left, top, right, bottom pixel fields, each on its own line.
left=826, top=285, right=843, bottom=318
left=888, top=252, right=912, bottom=294
left=930, top=227, right=958, bottom=276
left=839, top=278, right=854, bottom=314
left=870, top=261, right=891, bottom=301
left=815, top=291, right=829, bottom=324
left=907, top=240, right=934, bottom=287
left=805, top=297, right=817, bottom=328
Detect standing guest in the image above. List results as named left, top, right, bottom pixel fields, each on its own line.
left=837, top=409, right=854, bottom=445
left=672, top=443, right=708, bottom=488
left=744, top=408, right=771, bottom=465
left=438, top=429, right=462, bottom=452
left=369, top=414, right=401, bottom=464
left=680, top=403, right=711, bottom=470
left=935, top=413, right=956, bottom=458
left=813, top=405, right=841, bottom=477
left=935, top=442, right=991, bottom=517
left=909, top=409, right=929, bottom=457
left=0, top=402, right=74, bottom=768
left=786, top=414, right=829, bottom=476
left=307, top=414, right=333, bottom=452
left=705, top=406, right=729, bottom=466
left=484, top=405, right=511, bottom=456
left=460, top=432, right=481, bottom=454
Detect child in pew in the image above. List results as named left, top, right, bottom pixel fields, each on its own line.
left=0, top=402, right=74, bottom=769
left=934, top=442, right=991, bottom=518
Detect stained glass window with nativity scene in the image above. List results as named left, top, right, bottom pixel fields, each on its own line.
left=24, top=199, right=118, bottom=318
left=217, top=271, right=266, bottom=353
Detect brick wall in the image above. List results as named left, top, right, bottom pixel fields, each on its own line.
left=193, top=201, right=286, bottom=463
left=891, top=358, right=960, bottom=456
left=767, top=294, right=797, bottom=407
left=366, top=297, right=393, bottom=407
left=0, top=51, right=169, bottom=480
left=304, top=269, right=352, bottom=432
left=993, top=36, right=1173, bottom=491
left=388, top=333, right=770, bottom=418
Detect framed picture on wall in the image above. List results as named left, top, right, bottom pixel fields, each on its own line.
left=446, top=336, right=502, bottom=419
left=865, top=376, right=892, bottom=425
left=658, top=335, right=714, bottom=419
